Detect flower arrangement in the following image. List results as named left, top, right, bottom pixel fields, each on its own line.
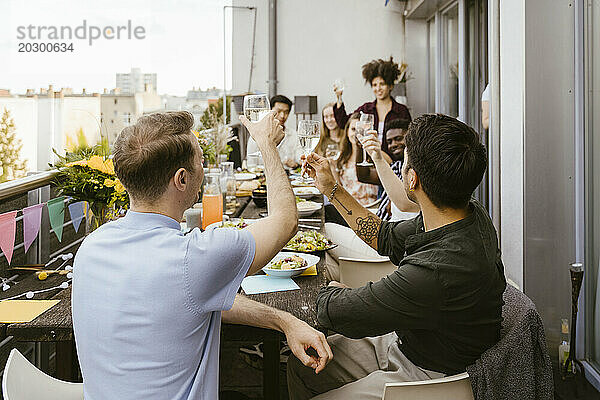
left=195, top=97, right=236, bottom=166
left=53, top=144, right=128, bottom=228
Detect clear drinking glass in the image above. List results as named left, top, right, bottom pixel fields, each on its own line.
left=202, top=172, right=223, bottom=229
left=243, top=95, right=271, bottom=122
left=298, top=120, right=321, bottom=183
left=220, top=162, right=237, bottom=214
left=333, top=79, right=344, bottom=93
left=356, top=113, right=374, bottom=166
left=325, top=144, right=341, bottom=160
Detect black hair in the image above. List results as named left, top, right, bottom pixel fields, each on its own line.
left=382, top=119, right=410, bottom=159
left=404, top=114, right=487, bottom=209
left=270, top=95, right=292, bottom=109
left=362, top=57, right=400, bottom=86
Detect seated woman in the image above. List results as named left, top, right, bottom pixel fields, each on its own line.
left=356, top=119, right=420, bottom=221
left=315, top=103, right=342, bottom=156
left=333, top=57, right=411, bottom=141
left=329, top=113, right=378, bottom=207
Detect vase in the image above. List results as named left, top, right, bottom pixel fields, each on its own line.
left=86, top=204, right=114, bottom=233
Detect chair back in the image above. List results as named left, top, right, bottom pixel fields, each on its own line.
left=382, top=372, right=474, bottom=400
left=2, top=348, right=83, bottom=400
left=338, top=256, right=397, bottom=288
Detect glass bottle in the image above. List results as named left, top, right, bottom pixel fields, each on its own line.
left=558, top=318, right=570, bottom=372
left=201, top=172, right=223, bottom=229
left=220, top=162, right=237, bottom=214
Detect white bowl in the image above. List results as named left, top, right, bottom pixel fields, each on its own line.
left=293, top=186, right=321, bottom=199
left=297, top=201, right=322, bottom=217
left=262, top=252, right=320, bottom=278
left=235, top=172, right=257, bottom=181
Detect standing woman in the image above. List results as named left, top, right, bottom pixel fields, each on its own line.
left=315, top=103, right=342, bottom=156
left=333, top=57, right=411, bottom=141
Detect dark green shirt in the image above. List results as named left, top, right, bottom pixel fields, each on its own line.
left=316, top=200, right=506, bottom=375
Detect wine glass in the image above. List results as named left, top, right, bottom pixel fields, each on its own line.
left=356, top=113, right=374, bottom=166
left=297, top=120, right=321, bottom=183
left=243, top=95, right=270, bottom=122
left=325, top=144, right=341, bottom=160
left=333, top=79, right=344, bottom=93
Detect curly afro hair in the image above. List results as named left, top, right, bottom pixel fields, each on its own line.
left=361, top=57, right=400, bottom=86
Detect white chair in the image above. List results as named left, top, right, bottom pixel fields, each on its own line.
left=2, top=348, right=83, bottom=400
left=338, top=256, right=397, bottom=288
left=382, top=372, right=474, bottom=400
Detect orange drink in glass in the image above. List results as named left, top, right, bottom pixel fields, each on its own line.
left=202, top=193, right=223, bottom=229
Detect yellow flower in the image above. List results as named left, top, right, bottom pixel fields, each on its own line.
left=104, top=159, right=115, bottom=175
left=86, top=155, right=106, bottom=172
left=114, top=179, right=126, bottom=193
left=192, top=130, right=200, bottom=138
left=104, top=178, right=115, bottom=187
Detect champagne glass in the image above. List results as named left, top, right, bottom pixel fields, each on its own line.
left=356, top=113, right=374, bottom=166
left=325, top=144, right=341, bottom=160
left=297, top=120, right=321, bottom=183
left=243, top=95, right=270, bottom=122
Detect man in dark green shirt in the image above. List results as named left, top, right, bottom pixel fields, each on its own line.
left=288, top=114, right=506, bottom=400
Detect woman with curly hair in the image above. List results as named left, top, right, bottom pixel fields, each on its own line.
left=333, top=57, right=411, bottom=142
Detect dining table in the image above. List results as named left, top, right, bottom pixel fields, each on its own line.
left=4, top=184, right=329, bottom=400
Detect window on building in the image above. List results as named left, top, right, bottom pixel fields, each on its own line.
left=427, top=18, right=437, bottom=113
left=442, top=3, right=459, bottom=118
left=586, top=0, right=600, bottom=377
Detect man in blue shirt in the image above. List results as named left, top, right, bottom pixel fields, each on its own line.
left=72, top=111, right=332, bottom=399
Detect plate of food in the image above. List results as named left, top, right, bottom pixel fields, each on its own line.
left=291, top=179, right=315, bottom=187
left=235, top=172, right=257, bottom=181
left=262, top=252, right=320, bottom=278
left=283, top=231, right=336, bottom=253
left=297, top=200, right=322, bottom=216
left=205, top=218, right=256, bottom=231
left=293, top=186, right=321, bottom=199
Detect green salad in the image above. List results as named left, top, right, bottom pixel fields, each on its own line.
left=269, top=255, right=307, bottom=270
left=284, top=231, right=333, bottom=252
left=219, top=219, right=249, bottom=229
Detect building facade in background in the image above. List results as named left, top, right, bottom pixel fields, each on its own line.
left=116, top=68, right=157, bottom=95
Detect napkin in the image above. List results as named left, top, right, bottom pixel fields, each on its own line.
left=241, top=275, right=300, bottom=295
left=0, top=300, right=60, bottom=323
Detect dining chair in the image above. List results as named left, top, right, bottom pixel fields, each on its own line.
left=338, top=256, right=397, bottom=288
left=381, top=372, right=474, bottom=400
left=2, top=348, right=83, bottom=400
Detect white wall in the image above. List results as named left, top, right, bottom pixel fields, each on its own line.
left=499, top=0, right=524, bottom=289
left=232, top=0, right=409, bottom=125
left=405, top=19, right=428, bottom=117
left=0, top=97, right=38, bottom=172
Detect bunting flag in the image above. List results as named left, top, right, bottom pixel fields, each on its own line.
left=68, top=201, right=86, bottom=233
left=0, top=211, right=18, bottom=264
left=47, top=196, right=65, bottom=242
left=22, top=204, right=44, bottom=253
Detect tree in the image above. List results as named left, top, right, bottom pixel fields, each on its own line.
left=0, top=108, right=27, bottom=183
left=197, top=96, right=232, bottom=131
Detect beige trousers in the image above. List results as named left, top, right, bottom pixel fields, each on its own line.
left=287, top=332, right=444, bottom=400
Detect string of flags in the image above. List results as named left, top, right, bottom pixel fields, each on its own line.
left=0, top=196, right=89, bottom=265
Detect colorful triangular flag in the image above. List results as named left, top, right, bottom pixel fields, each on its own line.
left=47, top=196, right=65, bottom=242
left=0, top=211, right=18, bottom=264
left=68, top=201, right=86, bottom=233
left=22, top=204, right=44, bottom=253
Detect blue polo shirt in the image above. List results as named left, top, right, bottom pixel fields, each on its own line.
left=72, top=211, right=255, bottom=400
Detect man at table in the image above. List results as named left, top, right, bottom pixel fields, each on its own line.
left=72, top=110, right=332, bottom=400
left=288, top=114, right=506, bottom=399
left=246, top=95, right=301, bottom=168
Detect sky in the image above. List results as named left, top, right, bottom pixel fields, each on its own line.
left=0, top=0, right=226, bottom=96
